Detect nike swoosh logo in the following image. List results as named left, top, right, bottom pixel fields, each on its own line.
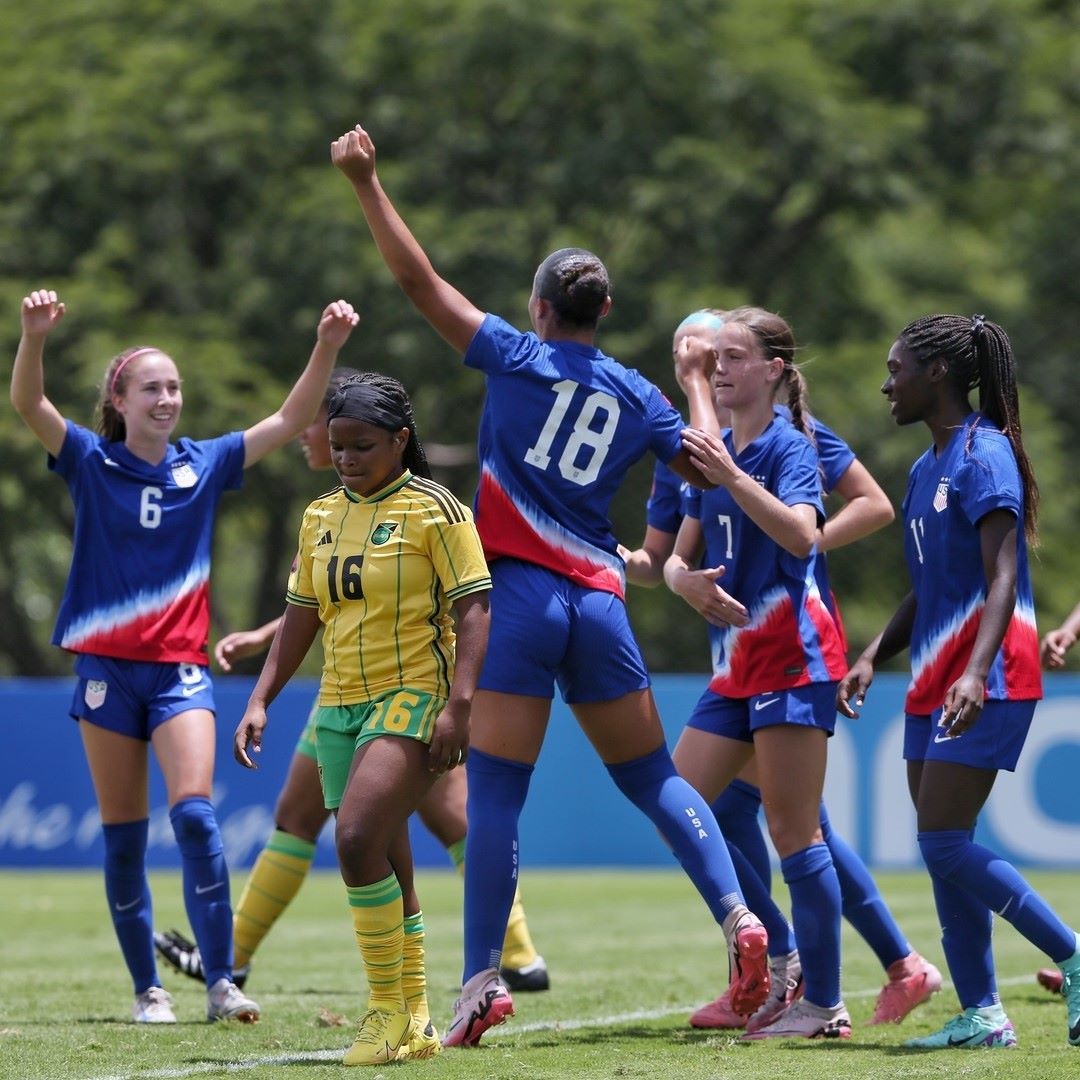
left=104, top=457, right=119, bottom=467
left=181, top=684, right=205, bottom=697
left=114, top=897, right=141, bottom=912
left=195, top=881, right=224, bottom=895
left=754, top=697, right=780, bottom=711
left=947, top=1033, right=982, bottom=1046
left=934, top=727, right=958, bottom=743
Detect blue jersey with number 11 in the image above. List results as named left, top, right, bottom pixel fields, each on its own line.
left=901, top=412, right=1041, bottom=713
left=465, top=314, right=684, bottom=599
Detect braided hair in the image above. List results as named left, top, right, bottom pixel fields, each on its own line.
left=898, top=314, right=1038, bottom=543
left=327, top=371, right=432, bottom=480
left=723, top=306, right=815, bottom=444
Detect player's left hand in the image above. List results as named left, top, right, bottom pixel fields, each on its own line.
left=428, top=702, right=469, bottom=774
left=673, top=335, right=718, bottom=391
left=939, top=674, right=984, bottom=738
left=681, top=427, right=738, bottom=486
left=317, top=299, right=359, bottom=348
left=331, top=125, right=377, bottom=184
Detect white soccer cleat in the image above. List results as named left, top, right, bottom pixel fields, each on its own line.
left=132, top=986, right=176, bottom=1023
left=206, top=977, right=260, bottom=1023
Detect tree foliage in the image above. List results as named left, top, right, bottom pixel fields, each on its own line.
left=1, top=0, right=1078, bottom=675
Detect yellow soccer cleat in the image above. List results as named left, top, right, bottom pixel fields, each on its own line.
left=343, top=1004, right=416, bottom=1066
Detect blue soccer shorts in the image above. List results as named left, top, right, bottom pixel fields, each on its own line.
left=478, top=559, right=650, bottom=704
left=70, top=654, right=216, bottom=740
left=903, top=699, right=1035, bottom=772
left=686, top=681, right=840, bottom=743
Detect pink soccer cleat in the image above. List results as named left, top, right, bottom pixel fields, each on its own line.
left=1037, top=967, right=1064, bottom=994
left=689, top=986, right=749, bottom=1030
left=867, top=952, right=942, bottom=1025
left=441, top=968, right=515, bottom=1048
left=726, top=911, right=770, bottom=1016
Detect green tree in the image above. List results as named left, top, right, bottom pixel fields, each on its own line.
left=1, top=0, right=1077, bottom=676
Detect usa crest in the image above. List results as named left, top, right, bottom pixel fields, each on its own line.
left=933, top=481, right=949, bottom=513
left=371, top=522, right=399, bottom=546
left=171, top=462, right=198, bottom=488
left=84, top=680, right=108, bottom=710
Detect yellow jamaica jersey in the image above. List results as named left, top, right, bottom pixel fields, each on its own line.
left=286, top=470, right=492, bottom=705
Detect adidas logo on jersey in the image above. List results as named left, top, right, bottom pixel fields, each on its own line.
left=316, top=530, right=333, bottom=547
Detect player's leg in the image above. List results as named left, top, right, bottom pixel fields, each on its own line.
left=743, top=694, right=849, bottom=1041
left=153, top=699, right=258, bottom=1023
left=79, top=713, right=173, bottom=1022
left=577, top=690, right=768, bottom=1018
left=816, top=801, right=941, bottom=1024
left=443, top=690, right=547, bottom=1047
left=909, top=704, right=1080, bottom=1048
left=156, top=715, right=331, bottom=985
left=444, top=562, right=567, bottom=1048
left=234, top=743, right=329, bottom=968
left=332, top=712, right=440, bottom=1065
left=420, top=765, right=548, bottom=990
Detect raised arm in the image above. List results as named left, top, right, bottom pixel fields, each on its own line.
left=331, top=125, right=485, bottom=355
left=818, top=458, right=895, bottom=552
left=242, top=300, right=358, bottom=468
left=11, top=290, right=68, bottom=457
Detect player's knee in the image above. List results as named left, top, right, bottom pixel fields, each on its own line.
left=606, top=745, right=675, bottom=809
left=102, top=819, right=148, bottom=873
left=917, top=829, right=969, bottom=880
left=169, top=796, right=223, bottom=858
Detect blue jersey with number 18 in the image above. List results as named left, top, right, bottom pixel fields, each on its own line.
left=465, top=314, right=684, bottom=599
left=48, top=420, right=245, bottom=665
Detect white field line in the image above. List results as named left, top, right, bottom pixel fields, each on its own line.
left=91, top=973, right=1047, bottom=1080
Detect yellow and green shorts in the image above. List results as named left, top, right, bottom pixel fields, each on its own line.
left=314, top=687, right=444, bottom=810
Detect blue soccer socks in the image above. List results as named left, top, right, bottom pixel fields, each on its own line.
left=103, top=818, right=158, bottom=993
left=170, top=796, right=233, bottom=989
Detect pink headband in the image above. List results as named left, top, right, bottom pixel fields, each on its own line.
left=109, top=347, right=160, bottom=398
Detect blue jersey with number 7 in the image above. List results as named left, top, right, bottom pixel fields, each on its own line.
left=465, top=313, right=683, bottom=599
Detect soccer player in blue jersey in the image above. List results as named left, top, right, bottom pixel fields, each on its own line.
left=838, top=313, right=1080, bottom=1049
left=332, top=123, right=771, bottom=1049
left=627, top=310, right=941, bottom=1032
left=663, top=306, right=855, bottom=1040
left=10, top=288, right=358, bottom=1025
left=156, top=368, right=549, bottom=995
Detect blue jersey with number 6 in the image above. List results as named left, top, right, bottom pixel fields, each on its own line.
left=48, top=420, right=245, bottom=665
left=465, top=314, right=683, bottom=598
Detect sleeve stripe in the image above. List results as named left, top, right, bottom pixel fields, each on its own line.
left=407, top=477, right=466, bottom=524
left=446, top=578, right=493, bottom=601
left=286, top=590, right=320, bottom=608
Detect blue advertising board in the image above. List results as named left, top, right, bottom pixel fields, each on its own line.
left=2, top=675, right=1078, bottom=869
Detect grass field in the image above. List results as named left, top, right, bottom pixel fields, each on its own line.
left=1, top=868, right=1077, bottom=1079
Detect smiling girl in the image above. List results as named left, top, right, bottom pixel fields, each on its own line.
left=9, top=288, right=357, bottom=1024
